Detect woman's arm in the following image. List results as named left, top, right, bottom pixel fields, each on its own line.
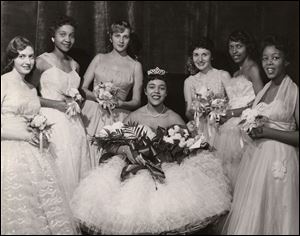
left=248, top=65, right=264, bottom=95
left=183, top=79, right=194, bottom=120
left=82, top=54, right=100, bottom=102
left=249, top=93, right=299, bottom=147
left=118, top=61, right=143, bottom=111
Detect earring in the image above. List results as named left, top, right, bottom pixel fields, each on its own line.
left=51, top=38, right=54, bottom=43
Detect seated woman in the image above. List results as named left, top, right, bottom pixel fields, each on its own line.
left=70, top=68, right=232, bottom=235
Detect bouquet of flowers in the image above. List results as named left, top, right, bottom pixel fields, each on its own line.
left=238, top=108, right=268, bottom=147
left=25, top=114, right=53, bottom=152
left=192, top=86, right=228, bottom=128
left=153, top=124, right=213, bottom=164
left=94, top=82, right=119, bottom=115
left=238, top=108, right=268, bottom=134
left=64, top=88, right=83, bottom=118
left=93, top=122, right=165, bottom=188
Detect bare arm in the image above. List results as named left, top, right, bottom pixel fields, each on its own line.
left=183, top=79, right=194, bottom=120
left=118, top=61, right=143, bottom=111
left=82, top=54, right=100, bottom=102
left=250, top=93, right=299, bottom=147
left=248, top=65, right=264, bottom=95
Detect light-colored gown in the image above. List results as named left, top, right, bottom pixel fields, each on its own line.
left=224, top=75, right=299, bottom=234
left=1, top=72, right=78, bottom=235
left=214, top=75, right=255, bottom=189
left=38, top=52, right=91, bottom=200
left=184, top=68, right=231, bottom=143
left=81, top=54, right=136, bottom=167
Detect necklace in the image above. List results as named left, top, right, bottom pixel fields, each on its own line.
left=146, top=105, right=166, bottom=117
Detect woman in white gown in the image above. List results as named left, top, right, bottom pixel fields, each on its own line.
left=31, top=15, right=91, bottom=201
left=80, top=20, right=143, bottom=167
left=214, top=30, right=264, bottom=189
left=70, top=68, right=232, bottom=234
left=1, top=36, right=78, bottom=235
left=184, top=37, right=231, bottom=144
left=224, top=35, right=299, bottom=234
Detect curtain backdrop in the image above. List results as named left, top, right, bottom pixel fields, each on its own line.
left=1, top=1, right=299, bottom=118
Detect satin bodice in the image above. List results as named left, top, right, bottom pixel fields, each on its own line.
left=93, top=54, right=135, bottom=101
left=224, top=75, right=255, bottom=109
left=39, top=53, right=81, bottom=101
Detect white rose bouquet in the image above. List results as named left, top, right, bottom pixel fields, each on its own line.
left=238, top=108, right=268, bottom=134
left=94, top=82, right=119, bottom=115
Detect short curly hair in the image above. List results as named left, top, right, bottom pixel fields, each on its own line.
left=49, top=15, right=77, bottom=37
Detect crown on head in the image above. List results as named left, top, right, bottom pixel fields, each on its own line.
left=147, top=67, right=166, bottom=76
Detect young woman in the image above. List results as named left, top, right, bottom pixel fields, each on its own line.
left=31, top=15, right=91, bottom=201
left=224, top=35, right=299, bottom=234
left=70, top=68, right=232, bottom=235
left=1, top=36, right=78, bottom=235
left=214, top=30, right=264, bottom=189
left=80, top=20, right=143, bottom=167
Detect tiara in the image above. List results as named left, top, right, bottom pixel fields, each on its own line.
left=147, top=67, right=166, bottom=76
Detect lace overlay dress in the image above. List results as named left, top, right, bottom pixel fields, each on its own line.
left=1, top=72, right=78, bottom=235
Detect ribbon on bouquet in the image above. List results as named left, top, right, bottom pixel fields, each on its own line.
left=39, top=132, right=43, bottom=153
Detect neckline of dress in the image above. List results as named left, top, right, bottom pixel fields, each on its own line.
left=44, top=53, right=75, bottom=74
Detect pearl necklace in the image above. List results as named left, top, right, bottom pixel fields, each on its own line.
left=146, top=105, right=166, bottom=117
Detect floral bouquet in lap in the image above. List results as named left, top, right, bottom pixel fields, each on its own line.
left=25, top=114, right=53, bottom=152
left=93, top=122, right=213, bottom=188
left=94, top=81, right=119, bottom=115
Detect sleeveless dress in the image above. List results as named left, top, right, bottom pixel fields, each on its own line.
left=70, top=124, right=232, bottom=234
left=214, top=75, right=255, bottom=189
left=1, top=72, right=78, bottom=234
left=224, top=76, right=299, bottom=234
left=184, top=68, right=230, bottom=144
left=38, top=52, right=91, bottom=201
left=81, top=54, right=135, bottom=167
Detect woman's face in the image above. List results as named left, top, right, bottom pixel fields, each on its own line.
left=13, top=46, right=35, bottom=76
left=145, top=79, right=167, bottom=107
left=262, top=45, right=287, bottom=80
left=228, top=40, right=248, bottom=65
left=53, top=24, right=75, bottom=52
left=111, top=28, right=130, bottom=53
left=192, top=47, right=212, bottom=73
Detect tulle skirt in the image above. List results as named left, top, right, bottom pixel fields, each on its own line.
left=223, top=139, right=299, bottom=235
left=214, top=117, right=244, bottom=189
left=1, top=140, right=79, bottom=235
left=81, top=100, right=130, bottom=167
left=71, top=151, right=232, bottom=234
left=40, top=107, right=91, bottom=201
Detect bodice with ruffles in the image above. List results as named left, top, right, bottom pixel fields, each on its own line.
left=93, top=55, right=135, bottom=101
left=224, top=75, right=255, bottom=109
left=38, top=53, right=81, bottom=101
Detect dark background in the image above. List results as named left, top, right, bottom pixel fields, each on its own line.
left=1, top=1, right=299, bottom=119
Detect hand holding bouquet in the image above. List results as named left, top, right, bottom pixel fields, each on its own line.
left=64, top=88, right=83, bottom=118
left=25, top=114, right=53, bottom=152
left=94, top=82, right=119, bottom=115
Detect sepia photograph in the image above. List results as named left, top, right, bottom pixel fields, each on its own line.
left=1, top=1, right=299, bottom=235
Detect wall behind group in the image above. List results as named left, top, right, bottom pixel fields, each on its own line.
left=1, top=1, right=299, bottom=118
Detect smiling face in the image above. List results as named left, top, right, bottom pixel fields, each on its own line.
left=192, top=47, right=212, bottom=74
left=228, top=40, right=248, bottom=65
left=110, top=28, right=130, bottom=53
left=145, top=79, right=167, bottom=107
left=262, top=45, right=287, bottom=80
left=13, top=46, right=35, bottom=76
left=53, top=24, right=75, bottom=52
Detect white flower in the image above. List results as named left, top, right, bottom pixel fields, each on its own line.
left=163, top=136, right=174, bottom=144
left=31, top=114, right=47, bottom=130
left=185, top=138, right=195, bottom=148
left=96, top=129, right=109, bottom=138
left=178, top=137, right=187, bottom=148
left=168, top=128, right=175, bottom=136
left=66, top=88, right=80, bottom=98
left=172, top=133, right=182, bottom=140
left=271, top=160, right=287, bottom=180
left=173, top=125, right=180, bottom=132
